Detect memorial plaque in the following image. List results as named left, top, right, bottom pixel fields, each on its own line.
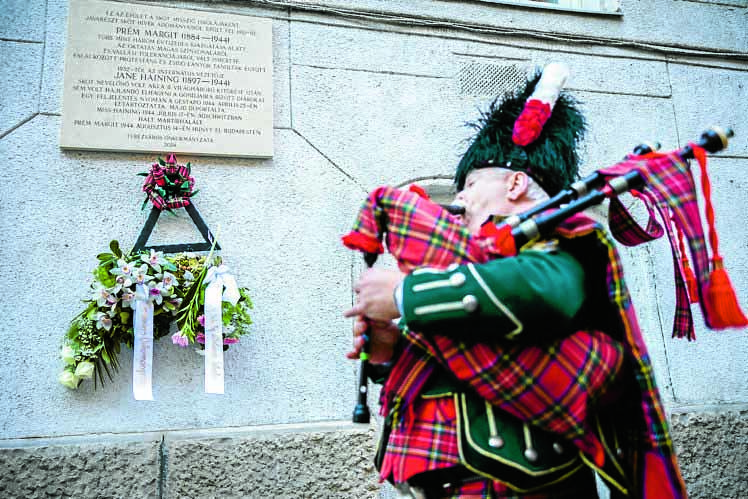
left=60, top=0, right=273, bottom=157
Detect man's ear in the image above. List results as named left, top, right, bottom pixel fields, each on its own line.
left=506, top=171, right=529, bottom=201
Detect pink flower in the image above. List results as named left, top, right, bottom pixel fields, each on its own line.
left=195, top=333, right=239, bottom=345
left=171, top=332, right=189, bottom=347
left=197, top=315, right=205, bottom=327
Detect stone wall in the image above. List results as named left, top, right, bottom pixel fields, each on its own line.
left=0, top=422, right=379, bottom=498
left=2, top=0, right=747, bottom=497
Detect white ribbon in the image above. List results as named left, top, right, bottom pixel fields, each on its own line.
left=203, top=265, right=240, bottom=394
left=133, top=283, right=154, bottom=400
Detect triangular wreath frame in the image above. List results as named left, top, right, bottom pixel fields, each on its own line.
left=132, top=203, right=220, bottom=254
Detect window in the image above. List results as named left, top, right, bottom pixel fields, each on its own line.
left=476, top=0, right=621, bottom=14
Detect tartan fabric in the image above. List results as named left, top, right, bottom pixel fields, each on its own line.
left=555, top=217, right=687, bottom=498
left=599, top=151, right=715, bottom=332
left=424, top=329, right=624, bottom=462
left=350, top=188, right=626, bottom=461
left=607, top=194, right=663, bottom=247
left=609, top=188, right=695, bottom=339
left=344, top=187, right=686, bottom=497
left=343, top=186, right=504, bottom=272
left=385, top=319, right=624, bottom=464
left=142, top=161, right=195, bottom=211
left=382, top=398, right=598, bottom=498
left=379, top=393, right=461, bottom=483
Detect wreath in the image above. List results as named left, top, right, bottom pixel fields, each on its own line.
left=59, top=158, right=253, bottom=390
left=139, top=153, right=197, bottom=211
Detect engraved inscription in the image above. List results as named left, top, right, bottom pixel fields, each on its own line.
left=61, top=0, right=273, bottom=157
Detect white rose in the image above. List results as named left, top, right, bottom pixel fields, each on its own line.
left=58, top=371, right=80, bottom=389
left=74, top=361, right=95, bottom=379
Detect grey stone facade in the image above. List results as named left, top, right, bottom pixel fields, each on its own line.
left=2, top=0, right=747, bottom=497
left=0, top=422, right=379, bottom=498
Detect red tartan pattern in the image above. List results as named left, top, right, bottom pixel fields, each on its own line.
left=556, top=218, right=687, bottom=498
left=381, top=397, right=592, bottom=498
left=426, top=329, right=624, bottom=462
left=344, top=186, right=503, bottom=272
left=142, top=161, right=195, bottom=211
left=609, top=188, right=695, bottom=339
left=601, top=151, right=715, bottom=335
left=608, top=194, right=663, bottom=247
left=344, top=187, right=686, bottom=497
left=380, top=395, right=461, bottom=483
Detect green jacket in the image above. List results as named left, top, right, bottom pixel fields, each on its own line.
left=397, top=241, right=587, bottom=341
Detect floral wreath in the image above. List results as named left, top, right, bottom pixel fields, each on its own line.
left=59, top=158, right=253, bottom=391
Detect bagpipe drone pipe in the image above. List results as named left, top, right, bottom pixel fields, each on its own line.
left=344, top=126, right=747, bottom=425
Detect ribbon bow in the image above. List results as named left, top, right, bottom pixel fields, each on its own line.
left=205, top=264, right=241, bottom=306
left=141, top=154, right=196, bottom=211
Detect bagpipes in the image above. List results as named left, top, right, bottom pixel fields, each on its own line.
left=345, top=126, right=746, bottom=424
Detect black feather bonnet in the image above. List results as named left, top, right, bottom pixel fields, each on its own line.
left=454, top=69, right=586, bottom=197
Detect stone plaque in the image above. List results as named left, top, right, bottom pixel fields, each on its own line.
left=60, top=0, right=273, bottom=157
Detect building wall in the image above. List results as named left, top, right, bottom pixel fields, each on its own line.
left=1, top=0, right=747, bottom=497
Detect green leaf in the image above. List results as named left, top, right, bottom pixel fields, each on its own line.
left=109, top=240, right=122, bottom=258
left=158, top=157, right=166, bottom=166
left=97, top=252, right=114, bottom=261
left=93, top=266, right=116, bottom=287
left=163, top=260, right=177, bottom=272
left=136, top=172, right=149, bottom=177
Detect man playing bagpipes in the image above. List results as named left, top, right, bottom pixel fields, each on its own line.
left=343, top=62, right=746, bottom=498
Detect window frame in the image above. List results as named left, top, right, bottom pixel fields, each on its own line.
left=468, top=0, right=623, bottom=16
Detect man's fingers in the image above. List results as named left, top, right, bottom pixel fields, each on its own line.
left=345, top=336, right=366, bottom=360
left=343, top=304, right=363, bottom=318
left=352, top=319, right=368, bottom=336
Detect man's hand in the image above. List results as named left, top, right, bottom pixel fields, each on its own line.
left=345, top=317, right=400, bottom=365
left=343, top=267, right=405, bottom=322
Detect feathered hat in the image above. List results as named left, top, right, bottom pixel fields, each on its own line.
left=455, top=63, right=586, bottom=197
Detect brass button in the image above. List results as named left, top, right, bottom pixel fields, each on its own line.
left=449, top=272, right=466, bottom=287
left=462, top=295, right=479, bottom=313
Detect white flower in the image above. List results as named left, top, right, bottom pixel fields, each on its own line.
left=61, top=345, right=76, bottom=365
left=74, top=361, right=95, bottom=379
left=161, top=271, right=179, bottom=290
left=110, top=259, right=134, bottom=287
left=95, top=311, right=113, bottom=331
left=93, top=283, right=114, bottom=307
left=58, top=371, right=80, bottom=389
left=133, top=264, right=154, bottom=286
left=148, top=284, right=164, bottom=305
left=142, top=249, right=167, bottom=272
left=121, top=290, right=136, bottom=309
